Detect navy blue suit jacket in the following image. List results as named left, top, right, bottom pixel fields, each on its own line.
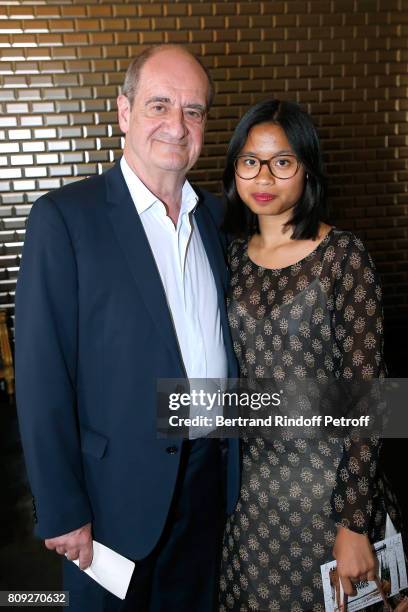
left=15, top=161, right=239, bottom=560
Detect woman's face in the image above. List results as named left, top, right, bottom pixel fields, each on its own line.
left=235, top=122, right=305, bottom=220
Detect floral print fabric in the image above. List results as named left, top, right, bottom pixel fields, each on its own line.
left=219, top=229, right=391, bottom=611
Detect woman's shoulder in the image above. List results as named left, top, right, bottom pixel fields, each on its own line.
left=226, top=236, right=248, bottom=270
left=327, top=228, right=365, bottom=251
left=227, top=236, right=246, bottom=256
left=327, top=228, right=377, bottom=277
left=327, top=228, right=373, bottom=258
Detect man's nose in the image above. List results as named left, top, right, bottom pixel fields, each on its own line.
left=165, top=107, right=187, bottom=139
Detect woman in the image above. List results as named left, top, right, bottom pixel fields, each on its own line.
left=219, top=100, right=394, bottom=611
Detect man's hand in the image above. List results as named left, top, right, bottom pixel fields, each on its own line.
left=333, top=525, right=377, bottom=596
left=44, top=522, right=93, bottom=570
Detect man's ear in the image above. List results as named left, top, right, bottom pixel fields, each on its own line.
left=117, top=95, right=130, bottom=134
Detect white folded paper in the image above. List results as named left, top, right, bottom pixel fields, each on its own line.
left=71, top=540, right=135, bottom=600
left=321, top=533, right=407, bottom=612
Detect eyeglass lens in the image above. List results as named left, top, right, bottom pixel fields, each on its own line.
left=235, top=155, right=299, bottom=179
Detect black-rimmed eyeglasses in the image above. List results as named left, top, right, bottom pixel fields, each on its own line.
left=234, top=154, right=301, bottom=180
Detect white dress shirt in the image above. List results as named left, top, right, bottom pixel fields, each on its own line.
left=120, top=156, right=228, bottom=385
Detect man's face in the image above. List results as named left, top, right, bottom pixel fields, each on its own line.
left=117, top=49, right=209, bottom=182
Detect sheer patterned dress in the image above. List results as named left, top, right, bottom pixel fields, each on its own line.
left=219, top=229, right=395, bottom=612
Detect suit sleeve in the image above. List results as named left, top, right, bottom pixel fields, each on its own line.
left=15, top=195, right=93, bottom=538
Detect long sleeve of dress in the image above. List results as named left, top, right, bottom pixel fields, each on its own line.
left=330, top=239, right=386, bottom=535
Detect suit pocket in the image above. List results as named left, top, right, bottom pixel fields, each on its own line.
left=80, top=427, right=108, bottom=459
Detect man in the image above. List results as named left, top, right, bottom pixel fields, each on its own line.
left=15, top=45, right=239, bottom=612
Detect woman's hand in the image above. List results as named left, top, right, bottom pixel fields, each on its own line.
left=332, top=525, right=377, bottom=596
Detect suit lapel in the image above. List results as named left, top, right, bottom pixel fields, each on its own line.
left=194, top=202, right=227, bottom=301
left=194, top=199, right=238, bottom=378
left=104, top=163, right=185, bottom=371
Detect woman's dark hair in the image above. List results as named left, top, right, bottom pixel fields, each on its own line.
left=222, top=99, right=328, bottom=240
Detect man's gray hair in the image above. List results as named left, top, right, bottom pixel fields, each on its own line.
left=122, top=44, right=215, bottom=109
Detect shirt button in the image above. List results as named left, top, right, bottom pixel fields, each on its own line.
left=166, top=446, right=179, bottom=454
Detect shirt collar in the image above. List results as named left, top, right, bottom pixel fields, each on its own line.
left=120, top=156, right=198, bottom=217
